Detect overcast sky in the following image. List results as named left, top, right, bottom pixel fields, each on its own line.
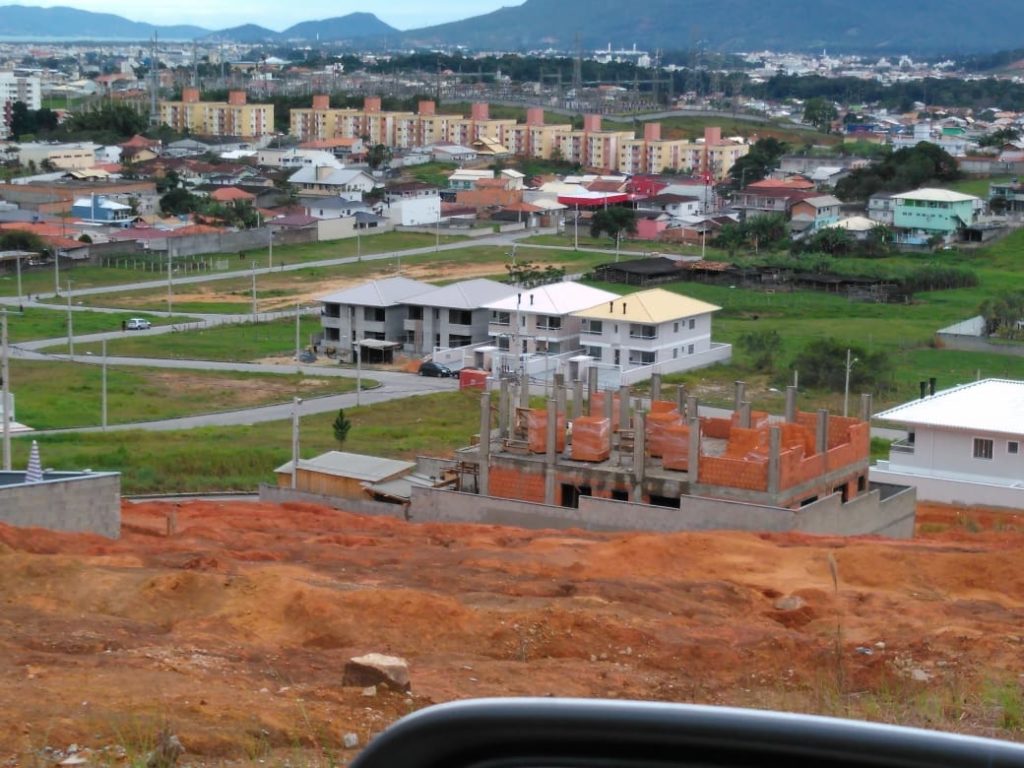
left=17, top=1, right=519, bottom=30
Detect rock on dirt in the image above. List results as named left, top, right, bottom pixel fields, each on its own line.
left=343, top=653, right=411, bottom=692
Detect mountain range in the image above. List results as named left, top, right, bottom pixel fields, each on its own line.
left=0, top=1, right=1019, bottom=53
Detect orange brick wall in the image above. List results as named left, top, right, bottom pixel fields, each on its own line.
left=699, top=455, right=769, bottom=491
left=489, top=463, right=546, bottom=503
left=646, top=411, right=683, bottom=458
left=701, top=417, right=733, bottom=439
left=661, top=424, right=691, bottom=471
left=527, top=409, right=565, bottom=454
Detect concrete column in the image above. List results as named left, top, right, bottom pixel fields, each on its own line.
left=860, top=393, right=873, bottom=422
left=544, top=397, right=558, bottom=506
left=734, top=380, right=746, bottom=412
left=651, top=373, right=662, bottom=403
left=603, top=388, right=614, bottom=423
left=688, top=417, right=701, bottom=482
left=519, top=375, right=530, bottom=410
left=816, top=409, right=829, bottom=454
left=785, top=385, right=798, bottom=423
left=556, top=383, right=567, bottom=420
left=768, top=425, right=781, bottom=496
left=687, top=395, right=699, bottom=422
left=632, top=411, right=646, bottom=503
left=572, top=379, right=583, bottom=420
left=739, top=401, right=752, bottom=429
left=498, top=378, right=510, bottom=438
left=676, top=384, right=687, bottom=416
left=619, top=385, right=631, bottom=430
left=479, top=392, right=491, bottom=496
left=587, top=366, right=599, bottom=408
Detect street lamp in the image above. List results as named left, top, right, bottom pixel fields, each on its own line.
left=843, top=348, right=859, bottom=417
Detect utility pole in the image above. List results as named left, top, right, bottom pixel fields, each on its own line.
left=166, top=246, right=173, bottom=315
left=1, top=309, right=10, bottom=471
left=53, top=248, right=59, bottom=296
left=268, top=227, right=273, bottom=269
left=101, top=339, right=108, bottom=431
left=355, top=342, right=362, bottom=406
left=843, top=348, right=858, bottom=417
left=250, top=262, right=257, bottom=326
left=294, top=303, right=301, bottom=361
left=290, top=396, right=302, bottom=490
left=66, top=279, right=74, bottom=357
left=15, top=254, right=22, bottom=307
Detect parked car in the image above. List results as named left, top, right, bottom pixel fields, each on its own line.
left=419, top=362, right=454, bottom=378
left=125, top=318, right=152, bottom=330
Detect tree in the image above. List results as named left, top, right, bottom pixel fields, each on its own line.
left=979, top=291, right=1024, bottom=339
left=738, top=330, right=782, bottom=373
left=803, top=97, right=838, bottom=133
left=367, top=143, right=391, bottom=170
left=332, top=408, right=352, bottom=447
left=805, top=227, right=854, bottom=256
left=9, top=100, right=33, bottom=139
left=790, top=338, right=894, bottom=393
left=160, top=187, right=200, bottom=216
left=729, top=137, right=787, bottom=187
left=590, top=207, right=637, bottom=241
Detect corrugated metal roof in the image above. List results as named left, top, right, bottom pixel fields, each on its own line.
left=890, top=188, right=979, bottom=203
left=874, top=379, right=1024, bottom=434
left=319, top=276, right=432, bottom=307
left=573, top=288, right=720, bottom=323
left=483, top=282, right=618, bottom=315
left=274, top=451, right=415, bottom=482
left=405, top=278, right=517, bottom=309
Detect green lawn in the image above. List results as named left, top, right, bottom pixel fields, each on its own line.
left=944, top=176, right=1010, bottom=198
left=9, top=359, right=362, bottom=430
left=523, top=232, right=727, bottom=259
left=2, top=306, right=185, bottom=343
left=76, top=316, right=325, bottom=361
left=8, top=390, right=481, bottom=494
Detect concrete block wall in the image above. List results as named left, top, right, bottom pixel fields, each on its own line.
left=0, top=473, right=121, bottom=538
left=258, top=484, right=408, bottom=519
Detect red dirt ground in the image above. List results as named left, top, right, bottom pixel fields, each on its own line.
left=2, top=500, right=1023, bottom=764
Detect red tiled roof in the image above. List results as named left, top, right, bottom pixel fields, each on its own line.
left=210, top=187, right=256, bottom=202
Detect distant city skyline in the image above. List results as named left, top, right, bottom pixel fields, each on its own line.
left=4, top=1, right=518, bottom=30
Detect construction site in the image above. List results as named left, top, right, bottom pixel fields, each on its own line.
left=417, top=373, right=914, bottom=539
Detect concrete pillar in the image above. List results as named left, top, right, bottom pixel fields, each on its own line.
left=572, top=379, right=583, bottom=420
left=816, top=409, right=829, bottom=454
left=604, top=388, right=614, bottom=423
left=785, top=385, right=798, bottom=423
left=587, top=366, right=599, bottom=407
left=498, top=378, right=510, bottom=438
left=619, top=385, right=631, bottom=430
left=519, top=375, right=530, bottom=410
left=544, top=398, right=558, bottom=506
left=479, top=392, right=491, bottom=496
left=739, top=401, right=752, bottom=429
left=687, top=395, right=699, bottom=422
left=768, top=426, right=781, bottom=496
left=676, top=384, right=687, bottom=416
left=651, top=373, right=662, bottom=403
left=734, top=380, right=746, bottom=412
left=860, top=393, right=873, bottom=422
left=556, top=382, right=567, bottom=419
left=632, top=411, right=646, bottom=502
left=688, top=417, right=701, bottom=482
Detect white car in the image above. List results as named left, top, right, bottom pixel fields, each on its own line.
left=125, top=318, right=152, bottom=330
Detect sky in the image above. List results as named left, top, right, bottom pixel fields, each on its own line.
left=12, top=0, right=520, bottom=30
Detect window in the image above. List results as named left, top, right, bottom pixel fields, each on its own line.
left=538, top=315, right=562, bottom=331
left=629, top=324, right=657, bottom=339
left=1009, top=441, right=1020, bottom=455
left=973, top=438, right=994, bottom=460
left=491, top=311, right=510, bottom=326
left=673, top=322, right=679, bottom=333
left=363, top=307, right=386, bottom=323
left=689, top=318, right=696, bottom=330
left=408, top=306, right=423, bottom=320
left=688, top=344, right=694, bottom=354
left=449, top=309, right=472, bottom=326
left=583, top=319, right=603, bottom=335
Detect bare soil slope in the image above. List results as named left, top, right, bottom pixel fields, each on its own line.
left=1, top=501, right=1023, bottom=763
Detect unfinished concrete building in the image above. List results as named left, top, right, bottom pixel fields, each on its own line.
left=432, top=374, right=915, bottom=538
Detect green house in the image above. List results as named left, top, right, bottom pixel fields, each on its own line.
left=891, top=188, right=979, bottom=244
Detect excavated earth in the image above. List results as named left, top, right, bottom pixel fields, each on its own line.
left=2, top=500, right=1024, bottom=765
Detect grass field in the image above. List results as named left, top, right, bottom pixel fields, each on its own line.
left=2, top=306, right=183, bottom=343
left=944, top=176, right=1011, bottom=199
left=7, top=390, right=481, bottom=494
left=75, top=246, right=618, bottom=313
left=9, top=359, right=361, bottom=430
left=75, top=315, right=325, bottom=362
left=632, top=115, right=841, bottom=146
left=522, top=232, right=727, bottom=259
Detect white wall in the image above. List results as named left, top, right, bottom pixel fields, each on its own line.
left=385, top=194, right=440, bottom=227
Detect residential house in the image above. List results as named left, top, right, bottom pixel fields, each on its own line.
left=823, top=215, right=884, bottom=241
left=573, top=288, right=730, bottom=376
left=989, top=180, right=1024, bottom=214
left=70, top=195, right=134, bottom=226
left=208, top=187, right=256, bottom=206
left=447, top=169, right=494, bottom=191
left=789, top=195, right=842, bottom=234
left=402, top=278, right=517, bottom=356
left=383, top=182, right=441, bottom=226
left=483, top=282, right=619, bottom=356
left=867, top=192, right=896, bottom=225
left=287, top=166, right=376, bottom=199
left=301, top=196, right=371, bottom=220
left=872, top=379, right=1024, bottom=508
left=257, top=148, right=343, bottom=170
left=731, top=185, right=813, bottom=220
left=890, top=188, right=980, bottom=244
left=319, top=276, right=431, bottom=362
left=637, top=193, right=702, bottom=220
left=635, top=211, right=672, bottom=240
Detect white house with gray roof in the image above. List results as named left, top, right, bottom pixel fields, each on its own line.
left=871, top=379, right=1024, bottom=508
left=402, top=278, right=517, bottom=356
left=288, top=166, right=376, bottom=199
